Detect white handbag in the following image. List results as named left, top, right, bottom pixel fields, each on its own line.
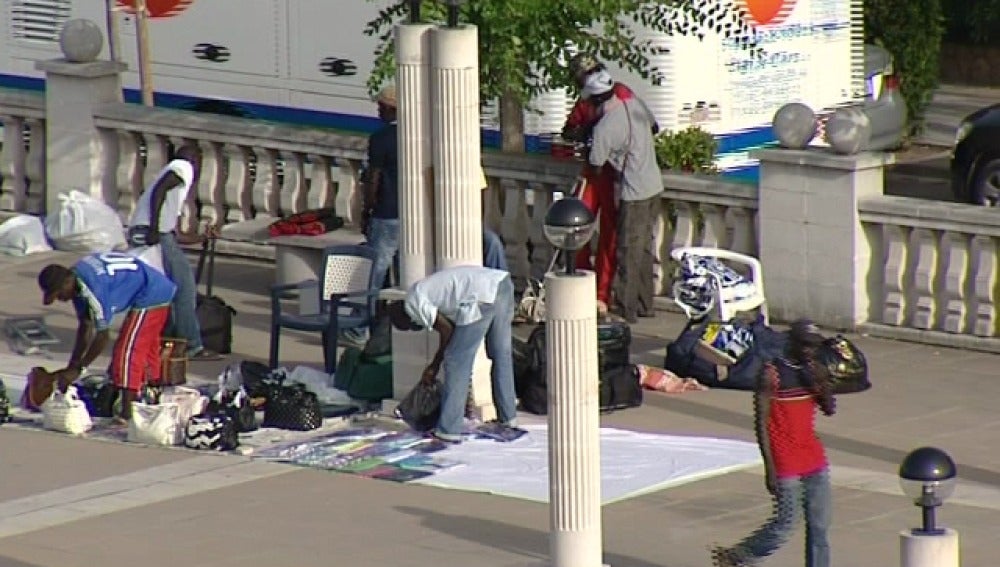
left=128, top=401, right=182, bottom=446
left=41, top=385, right=93, bottom=435
left=159, top=386, right=208, bottom=427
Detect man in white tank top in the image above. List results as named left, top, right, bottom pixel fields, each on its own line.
left=128, top=144, right=222, bottom=361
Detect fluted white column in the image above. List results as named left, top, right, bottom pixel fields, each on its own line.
left=545, top=270, right=604, bottom=567
left=396, top=23, right=435, bottom=288
left=430, top=24, right=494, bottom=422
left=389, top=24, right=436, bottom=402
left=430, top=25, right=482, bottom=268
left=900, top=529, right=959, bottom=567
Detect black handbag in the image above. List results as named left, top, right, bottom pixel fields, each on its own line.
left=262, top=383, right=323, bottom=431
left=75, top=374, right=118, bottom=418
left=599, top=365, right=643, bottom=412
left=239, top=361, right=280, bottom=400
left=195, top=239, right=236, bottom=354
left=184, top=413, right=239, bottom=451
left=207, top=388, right=258, bottom=433
left=395, top=381, right=442, bottom=432
left=817, top=335, right=871, bottom=395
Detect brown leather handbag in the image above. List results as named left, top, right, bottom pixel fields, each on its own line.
left=159, top=338, right=188, bottom=386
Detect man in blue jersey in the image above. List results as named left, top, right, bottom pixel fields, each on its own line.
left=38, top=252, right=177, bottom=422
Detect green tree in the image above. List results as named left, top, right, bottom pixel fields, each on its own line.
left=364, top=0, right=758, bottom=152
left=865, top=0, right=944, bottom=137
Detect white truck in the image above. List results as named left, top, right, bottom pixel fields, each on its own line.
left=1, top=0, right=863, bottom=177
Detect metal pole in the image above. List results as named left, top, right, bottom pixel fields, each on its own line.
left=408, top=0, right=421, bottom=23
left=134, top=0, right=154, bottom=106
left=104, top=0, right=121, bottom=62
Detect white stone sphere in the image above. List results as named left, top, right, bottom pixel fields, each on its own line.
left=773, top=103, right=817, bottom=149
left=59, top=19, right=104, bottom=63
left=824, top=107, right=872, bottom=155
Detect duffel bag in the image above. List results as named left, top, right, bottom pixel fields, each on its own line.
left=599, top=365, right=643, bottom=411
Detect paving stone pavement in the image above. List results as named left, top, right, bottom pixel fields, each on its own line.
left=0, top=249, right=997, bottom=567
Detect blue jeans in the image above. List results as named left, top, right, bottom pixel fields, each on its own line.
left=367, top=217, right=400, bottom=289
left=482, top=228, right=508, bottom=271
left=436, top=276, right=518, bottom=439
left=159, top=232, right=202, bottom=354
left=734, top=469, right=831, bottom=567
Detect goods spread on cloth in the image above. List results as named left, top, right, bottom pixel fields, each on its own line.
left=252, top=423, right=761, bottom=504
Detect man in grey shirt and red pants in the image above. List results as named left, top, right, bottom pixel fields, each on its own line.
left=586, top=69, right=663, bottom=323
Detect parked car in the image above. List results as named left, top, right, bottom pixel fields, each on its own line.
left=952, top=104, right=1000, bottom=206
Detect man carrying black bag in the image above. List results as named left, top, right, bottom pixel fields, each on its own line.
left=127, top=144, right=223, bottom=362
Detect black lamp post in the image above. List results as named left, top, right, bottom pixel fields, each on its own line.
left=445, top=0, right=465, bottom=28
left=543, top=197, right=597, bottom=276
left=408, top=0, right=421, bottom=23
left=898, top=447, right=958, bottom=536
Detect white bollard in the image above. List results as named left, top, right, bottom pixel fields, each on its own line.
left=395, top=23, right=435, bottom=289
left=545, top=270, right=606, bottom=567
left=900, top=529, right=960, bottom=567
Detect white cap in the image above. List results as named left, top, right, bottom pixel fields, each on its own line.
left=580, top=69, right=614, bottom=99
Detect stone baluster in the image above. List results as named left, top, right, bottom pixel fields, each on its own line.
left=500, top=178, right=531, bottom=289
left=308, top=155, right=335, bottom=212
left=0, top=116, right=27, bottom=211
left=337, top=158, right=364, bottom=227
left=194, top=141, right=226, bottom=228
left=252, top=147, right=280, bottom=217
left=699, top=204, right=727, bottom=248
left=725, top=206, right=757, bottom=257
left=23, top=119, right=46, bottom=214
left=651, top=197, right=674, bottom=296
left=909, top=227, right=939, bottom=330
left=969, top=235, right=998, bottom=337
left=881, top=224, right=909, bottom=326
left=142, top=134, right=170, bottom=190
left=671, top=201, right=697, bottom=251
left=115, top=130, right=143, bottom=217
left=528, top=183, right=555, bottom=282
left=939, top=231, right=970, bottom=334
left=482, top=173, right=504, bottom=233
left=222, top=144, right=252, bottom=222
left=281, top=150, right=307, bottom=215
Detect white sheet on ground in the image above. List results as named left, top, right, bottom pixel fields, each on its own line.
left=413, top=423, right=761, bottom=504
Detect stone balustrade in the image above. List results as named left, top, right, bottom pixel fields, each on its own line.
left=0, top=89, right=46, bottom=214
left=2, top=85, right=998, bottom=349
left=860, top=196, right=1000, bottom=344
left=91, top=102, right=369, bottom=234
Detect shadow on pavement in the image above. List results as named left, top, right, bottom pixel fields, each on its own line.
left=395, top=505, right=677, bottom=567
left=0, top=556, right=42, bottom=567
left=646, top=394, right=1000, bottom=488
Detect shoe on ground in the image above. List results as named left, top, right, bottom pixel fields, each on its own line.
left=188, top=348, right=223, bottom=362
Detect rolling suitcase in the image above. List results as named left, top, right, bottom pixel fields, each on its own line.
left=195, top=238, right=236, bottom=354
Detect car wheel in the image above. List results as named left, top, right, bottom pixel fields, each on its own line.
left=972, top=158, right=1000, bottom=206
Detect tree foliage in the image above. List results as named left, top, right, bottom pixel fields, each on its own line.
left=363, top=0, right=759, bottom=107
left=941, top=0, right=1000, bottom=46
left=864, top=0, right=944, bottom=136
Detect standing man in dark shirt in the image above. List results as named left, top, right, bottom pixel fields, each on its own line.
left=363, top=84, right=400, bottom=291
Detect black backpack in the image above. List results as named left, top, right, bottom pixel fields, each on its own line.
left=514, top=321, right=639, bottom=415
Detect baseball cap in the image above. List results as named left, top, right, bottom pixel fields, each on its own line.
left=38, top=264, right=73, bottom=305
left=580, top=69, right=614, bottom=99
left=375, top=84, right=397, bottom=108
left=789, top=318, right=825, bottom=346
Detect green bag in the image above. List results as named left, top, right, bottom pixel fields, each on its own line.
left=335, top=347, right=393, bottom=401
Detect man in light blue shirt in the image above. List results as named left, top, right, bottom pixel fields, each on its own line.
left=387, top=265, right=518, bottom=442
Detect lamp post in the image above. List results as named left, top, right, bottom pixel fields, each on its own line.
left=898, top=447, right=960, bottom=567
left=541, top=197, right=606, bottom=567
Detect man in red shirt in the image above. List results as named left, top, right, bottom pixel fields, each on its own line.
left=561, top=54, right=656, bottom=314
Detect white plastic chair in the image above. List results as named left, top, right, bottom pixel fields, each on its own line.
left=670, top=246, right=769, bottom=323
